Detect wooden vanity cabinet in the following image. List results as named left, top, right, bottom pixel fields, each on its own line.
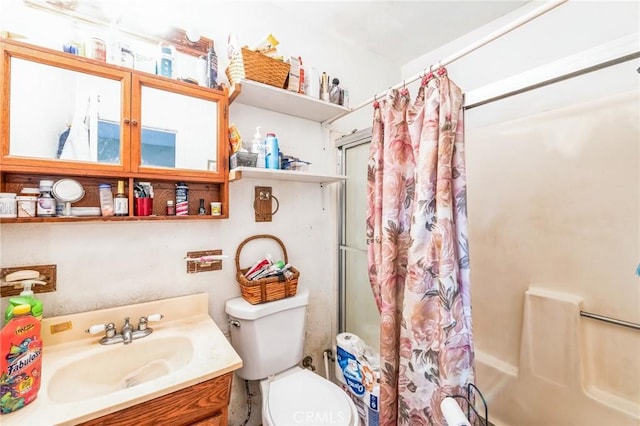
left=79, top=372, right=233, bottom=426
left=0, top=38, right=229, bottom=221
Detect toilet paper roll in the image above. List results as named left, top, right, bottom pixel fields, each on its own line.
left=336, top=332, right=365, bottom=356
left=440, top=397, right=471, bottom=426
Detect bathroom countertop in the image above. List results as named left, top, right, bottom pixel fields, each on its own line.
left=1, top=293, right=242, bottom=426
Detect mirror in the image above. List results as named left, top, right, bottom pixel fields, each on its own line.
left=139, top=86, right=218, bottom=172
left=8, top=56, right=220, bottom=174
left=9, top=58, right=122, bottom=164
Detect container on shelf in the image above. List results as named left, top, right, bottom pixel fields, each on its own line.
left=98, top=184, right=115, bottom=217
left=114, top=180, right=128, bottom=216
left=225, top=47, right=291, bottom=89
left=265, top=132, right=280, bottom=170
left=36, top=180, right=55, bottom=217
left=0, top=193, right=17, bottom=218
left=175, top=182, right=189, bottom=216
left=166, top=200, right=176, bottom=216
left=230, top=152, right=258, bottom=169
left=17, top=188, right=39, bottom=218
left=211, top=202, right=222, bottom=216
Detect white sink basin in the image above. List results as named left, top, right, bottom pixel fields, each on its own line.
left=47, top=335, right=194, bottom=403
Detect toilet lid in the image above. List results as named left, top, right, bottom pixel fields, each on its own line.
left=267, top=369, right=354, bottom=425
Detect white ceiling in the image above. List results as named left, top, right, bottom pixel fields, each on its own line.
left=266, top=1, right=531, bottom=64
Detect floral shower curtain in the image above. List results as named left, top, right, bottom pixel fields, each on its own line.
left=366, top=69, right=475, bottom=425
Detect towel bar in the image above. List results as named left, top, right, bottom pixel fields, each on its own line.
left=580, top=311, right=640, bottom=331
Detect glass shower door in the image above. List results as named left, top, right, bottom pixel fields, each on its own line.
left=338, top=129, right=380, bottom=349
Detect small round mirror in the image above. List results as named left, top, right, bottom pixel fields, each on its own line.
left=52, top=179, right=85, bottom=216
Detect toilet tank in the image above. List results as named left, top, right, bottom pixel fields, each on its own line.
left=225, top=288, right=309, bottom=380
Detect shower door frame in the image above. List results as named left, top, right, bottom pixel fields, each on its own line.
left=336, top=128, right=373, bottom=334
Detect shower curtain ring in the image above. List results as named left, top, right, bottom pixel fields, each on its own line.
left=400, top=79, right=409, bottom=95
left=437, top=60, right=447, bottom=76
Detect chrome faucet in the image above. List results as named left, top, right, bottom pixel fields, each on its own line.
left=86, top=314, right=163, bottom=345
left=121, top=317, right=134, bottom=344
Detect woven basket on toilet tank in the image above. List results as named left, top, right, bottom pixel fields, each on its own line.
left=235, top=234, right=299, bottom=304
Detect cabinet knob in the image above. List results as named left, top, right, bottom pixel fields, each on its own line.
left=123, top=118, right=130, bottom=124
left=131, top=119, right=138, bottom=126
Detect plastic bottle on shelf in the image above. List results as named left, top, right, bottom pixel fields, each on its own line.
left=320, top=72, right=330, bottom=101
left=298, top=57, right=305, bottom=94
left=157, top=43, right=176, bottom=78
left=265, top=132, right=280, bottom=170
left=251, top=126, right=266, bottom=168
left=36, top=180, right=55, bottom=217
left=98, top=183, right=115, bottom=217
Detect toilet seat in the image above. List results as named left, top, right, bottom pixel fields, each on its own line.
left=263, top=367, right=357, bottom=426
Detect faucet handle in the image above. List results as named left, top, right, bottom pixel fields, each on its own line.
left=86, top=322, right=116, bottom=337
left=137, top=313, right=163, bottom=331
left=86, top=324, right=106, bottom=335
left=147, top=313, right=163, bottom=322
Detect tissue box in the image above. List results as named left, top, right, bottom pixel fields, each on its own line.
left=230, top=152, right=257, bottom=169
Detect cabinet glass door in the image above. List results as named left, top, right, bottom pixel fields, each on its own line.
left=135, top=76, right=224, bottom=177
left=6, top=55, right=127, bottom=171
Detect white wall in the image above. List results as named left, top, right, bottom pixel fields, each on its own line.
left=0, top=2, right=399, bottom=425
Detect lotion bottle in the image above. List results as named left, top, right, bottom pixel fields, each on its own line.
left=251, top=126, right=266, bottom=168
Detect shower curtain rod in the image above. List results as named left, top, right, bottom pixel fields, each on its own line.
left=323, top=0, right=568, bottom=126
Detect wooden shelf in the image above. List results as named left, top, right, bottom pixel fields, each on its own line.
left=0, top=215, right=225, bottom=224
left=228, top=79, right=350, bottom=122
left=229, top=167, right=347, bottom=185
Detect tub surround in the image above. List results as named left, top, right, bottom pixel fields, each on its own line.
left=2, top=293, right=242, bottom=426
left=476, top=288, right=639, bottom=425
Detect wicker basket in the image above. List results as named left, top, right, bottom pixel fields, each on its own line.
left=225, top=47, right=291, bottom=89
left=235, top=234, right=299, bottom=304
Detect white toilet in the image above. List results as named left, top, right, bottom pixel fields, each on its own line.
left=225, top=288, right=359, bottom=426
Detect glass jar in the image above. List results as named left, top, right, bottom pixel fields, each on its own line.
left=166, top=200, right=175, bottom=216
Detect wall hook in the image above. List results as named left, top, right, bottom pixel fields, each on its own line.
left=253, top=186, right=279, bottom=222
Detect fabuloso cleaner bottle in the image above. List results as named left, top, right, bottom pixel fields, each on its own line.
left=1, top=304, right=42, bottom=414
